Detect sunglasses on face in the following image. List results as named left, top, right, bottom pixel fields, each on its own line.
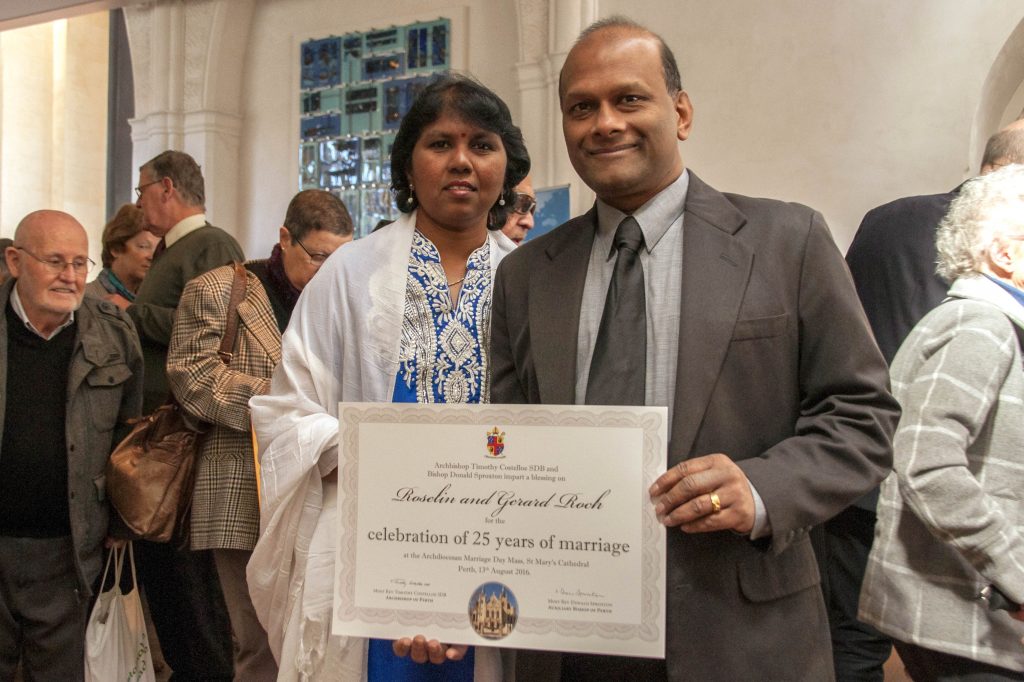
left=511, top=193, right=536, bottom=216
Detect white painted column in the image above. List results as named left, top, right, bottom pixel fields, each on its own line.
left=514, top=0, right=596, bottom=214
left=124, top=0, right=253, bottom=238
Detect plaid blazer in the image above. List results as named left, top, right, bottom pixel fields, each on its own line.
left=859, top=275, right=1024, bottom=671
left=167, top=262, right=281, bottom=551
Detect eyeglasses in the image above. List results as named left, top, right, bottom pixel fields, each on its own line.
left=293, top=235, right=331, bottom=265
left=16, top=247, right=95, bottom=275
left=511, top=193, right=537, bottom=216
left=134, top=179, right=162, bottom=199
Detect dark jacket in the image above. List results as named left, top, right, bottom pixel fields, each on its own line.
left=845, top=189, right=958, bottom=364
left=491, top=172, right=899, bottom=681
left=0, top=279, right=143, bottom=595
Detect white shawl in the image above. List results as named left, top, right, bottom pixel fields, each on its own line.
left=248, top=212, right=517, bottom=680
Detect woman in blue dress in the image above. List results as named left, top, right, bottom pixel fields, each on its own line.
left=248, top=75, right=529, bottom=681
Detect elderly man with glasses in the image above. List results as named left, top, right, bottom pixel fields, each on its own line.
left=0, top=210, right=142, bottom=679
left=127, top=149, right=245, bottom=680
left=166, top=189, right=353, bottom=680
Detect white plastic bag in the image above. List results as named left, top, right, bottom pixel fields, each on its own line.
left=84, top=543, right=156, bottom=682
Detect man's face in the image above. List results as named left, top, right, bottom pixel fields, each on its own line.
left=279, top=227, right=352, bottom=291
left=560, top=29, right=693, bottom=213
left=501, top=177, right=535, bottom=245
left=7, top=214, right=88, bottom=323
left=135, top=171, right=171, bottom=237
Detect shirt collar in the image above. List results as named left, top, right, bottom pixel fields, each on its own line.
left=595, top=169, right=689, bottom=260
left=985, top=274, right=1024, bottom=310
left=9, top=284, right=75, bottom=340
left=163, top=213, right=207, bottom=248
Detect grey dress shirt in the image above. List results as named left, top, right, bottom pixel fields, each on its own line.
left=574, top=169, right=768, bottom=537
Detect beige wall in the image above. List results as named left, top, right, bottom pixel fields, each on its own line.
left=7, top=1, right=1022, bottom=259
left=596, top=0, right=1023, bottom=249
left=231, top=0, right=1024, bottom=256
left=0, top=12, right=109, bottom=267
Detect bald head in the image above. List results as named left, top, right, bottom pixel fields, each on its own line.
left=6, top=209, right=89, bottom=335
left=980, top=126, right=1024, bottom=174
left=1002, top=117, right=1024, bottom=133
left=14, top=210, right=87, bottom=248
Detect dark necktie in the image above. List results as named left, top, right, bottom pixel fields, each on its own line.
left=153, top=238, right=166, bottom=259
left=585, top=216, right=646, bottom=406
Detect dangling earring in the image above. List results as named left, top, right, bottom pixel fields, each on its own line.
left=407, top=186, right=415, bottom=208
left=498, top=196, right=506, bottom=206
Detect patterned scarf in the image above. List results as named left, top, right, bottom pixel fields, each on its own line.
left=267, top=244, right=301, bottom=313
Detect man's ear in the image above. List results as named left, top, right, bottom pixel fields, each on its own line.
left=160, top=176, right=174, bottom=201
left=987, top=238, right=1014, bottom=275
left=675, top=91, right=694, bottom=142
left=5, top=246, right=21, bottom=279
left=279, top=226, right=291, bottom=249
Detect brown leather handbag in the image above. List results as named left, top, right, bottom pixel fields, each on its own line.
left=107, top=263, right=248, bottom=543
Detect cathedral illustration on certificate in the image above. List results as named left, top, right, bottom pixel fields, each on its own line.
left=468, top=582, right=518, bottom=640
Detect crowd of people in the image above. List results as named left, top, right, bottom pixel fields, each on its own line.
left=1, top=13, right=1023, bottom=682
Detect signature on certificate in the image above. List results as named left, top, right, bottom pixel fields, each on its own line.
left=391, top=578, right=433, bottom=588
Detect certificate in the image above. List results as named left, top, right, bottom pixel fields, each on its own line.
left=332, top=403, right=667, bottom=658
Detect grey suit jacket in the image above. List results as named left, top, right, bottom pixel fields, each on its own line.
left=490, top=172, right=899, bottom=681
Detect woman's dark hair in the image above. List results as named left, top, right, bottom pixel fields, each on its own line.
left=391, top=73, right=530, bottom=229
left=101, top=204, right=148, bottom=268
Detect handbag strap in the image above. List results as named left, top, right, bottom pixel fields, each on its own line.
left=112, top=544, right=125, bottom=594
left=218, top=262, right=248, bottom=365
left=126, top=542, right=139, bottom=592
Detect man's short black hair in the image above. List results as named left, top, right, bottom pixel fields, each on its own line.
left=561, top=16, right=683, bottom=98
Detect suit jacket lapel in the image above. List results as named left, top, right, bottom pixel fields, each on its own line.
left=530, top=209, right=596, bottom=404
left=670, top=173, right=752, bottom=461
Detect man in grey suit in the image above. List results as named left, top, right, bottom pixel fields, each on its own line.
left=490, top=17, right=900, bottom=681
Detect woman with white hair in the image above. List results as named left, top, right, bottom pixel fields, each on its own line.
left=859, top=164, right=1024, bottom=679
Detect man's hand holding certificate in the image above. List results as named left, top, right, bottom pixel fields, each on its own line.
left=332, top=403, right=667, bottom=657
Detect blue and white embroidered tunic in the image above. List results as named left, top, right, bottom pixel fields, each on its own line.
left=391, top=230, right=492, bottom=404
left=370, top=229, right=492, bottom=681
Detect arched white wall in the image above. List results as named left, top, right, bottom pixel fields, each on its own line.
left=125, top=0, right=255, bottom=236
left=972, top=17, right=1024, bottom=163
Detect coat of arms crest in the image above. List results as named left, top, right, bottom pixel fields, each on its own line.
left=486, top=427, right=506, bottom=458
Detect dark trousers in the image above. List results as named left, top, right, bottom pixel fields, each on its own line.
left=135, top=539, right=234, bottom=681
left=561, top=653, right=667, bottom=681
left=894, top=640, right=1024, bottom=681
left=0, top=536, right=86, bottom=681
left=812, top=506, right=892, bottom=682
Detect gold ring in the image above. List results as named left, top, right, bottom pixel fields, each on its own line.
left=709, top=492, right=722, bottom=514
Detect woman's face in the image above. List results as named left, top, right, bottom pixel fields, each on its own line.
left=407, top=111, right=507, bottom=234
left=111, top=229, right=158, bottom=286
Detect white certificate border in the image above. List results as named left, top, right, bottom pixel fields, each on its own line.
left=335, top=403, right=666, bottom=648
